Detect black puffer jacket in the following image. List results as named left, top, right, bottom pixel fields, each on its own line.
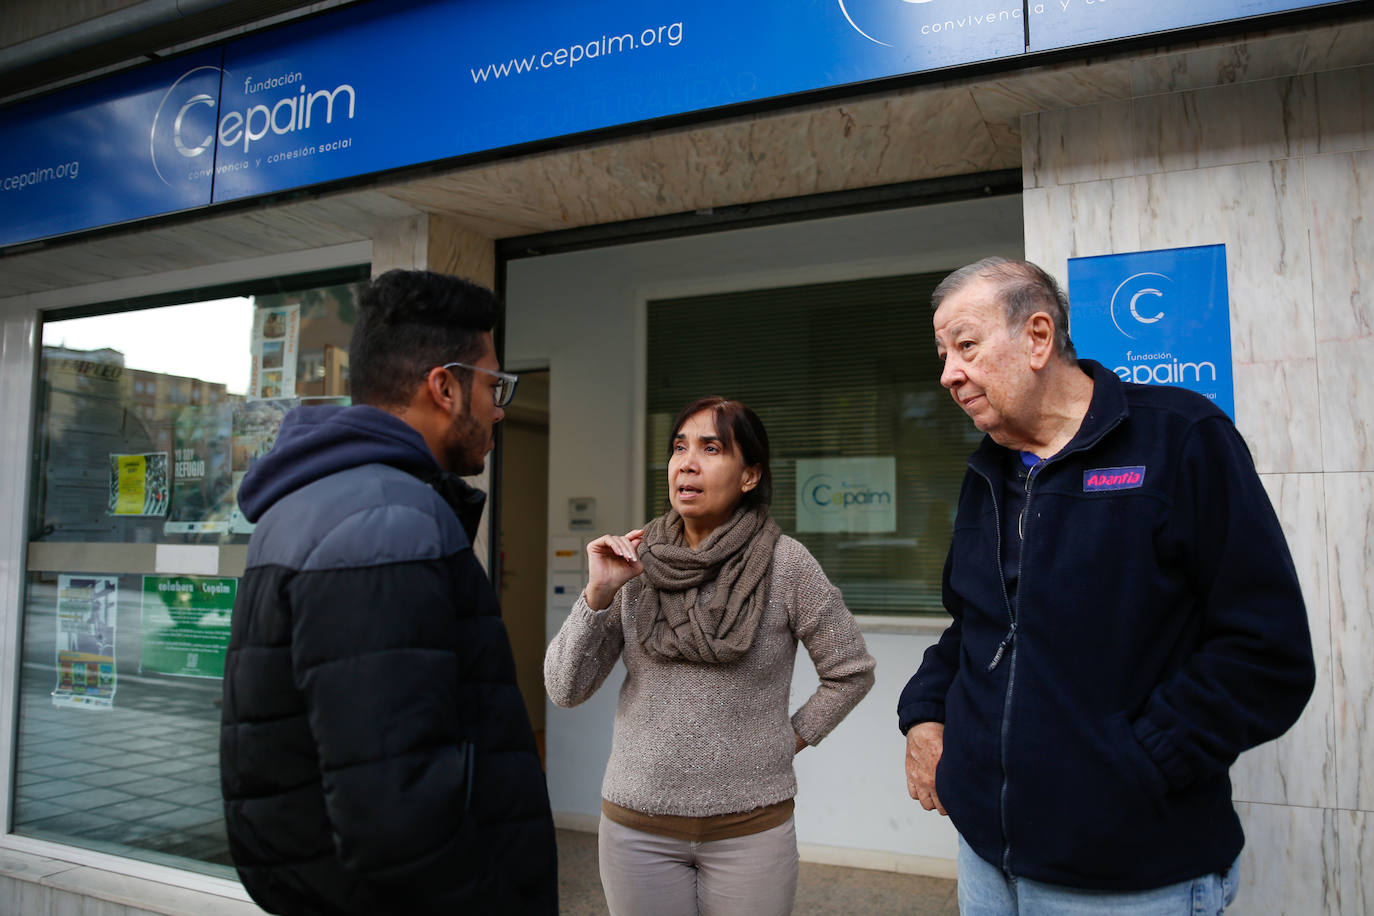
left=220, top=404, right=556, bottom=915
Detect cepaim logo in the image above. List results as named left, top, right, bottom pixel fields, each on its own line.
left=803, top=474, right=893, bottom=509
left=839, top=0, right=936, bottom=47
left=1109, top=271, right=1172, bottom=340
left=150, top=65, right=357, bottom=187
left=150, top=65, right=223, bottom=186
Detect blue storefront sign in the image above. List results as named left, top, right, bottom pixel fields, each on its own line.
left=1068, top=244, right=1235, bottom=419
left=204, top=0, right=1026, bottom=204
left=0, top=0, right=1355, bottom=248
left=1026, top=0, right=1339, bottom=52
left=0, top=51, right=221, bottom=247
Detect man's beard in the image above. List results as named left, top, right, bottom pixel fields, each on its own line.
left=446, top=409, right=488, bottom=477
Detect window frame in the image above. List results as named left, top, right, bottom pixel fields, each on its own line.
left=0, top=242, right=369, bottom=898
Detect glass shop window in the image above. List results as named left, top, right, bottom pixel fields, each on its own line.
left=16, top=269, right=365, bottom=876
left=645, top=272, right=981, bottom=616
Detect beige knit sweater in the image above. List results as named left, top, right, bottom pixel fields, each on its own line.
left=544, top=535, right=876, bottom=818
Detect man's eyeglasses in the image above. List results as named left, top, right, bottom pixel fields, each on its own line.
left=435, top=361, right=518, bottom=408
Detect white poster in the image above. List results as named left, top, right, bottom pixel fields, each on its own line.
left=795, top=456, right=897, bottom=533
left=53, top=575, right=119, bottom=710
left=228, top=398, right=297, bottom=534
left=249, top=304, right=299, bottom=400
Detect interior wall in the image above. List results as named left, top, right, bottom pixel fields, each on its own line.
left=504, top=194, right=1024, bottom=869
left=1022, top=63, right=1374, bottom=914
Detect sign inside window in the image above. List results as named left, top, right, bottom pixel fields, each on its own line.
left=795, top=456, right=898, bottom=534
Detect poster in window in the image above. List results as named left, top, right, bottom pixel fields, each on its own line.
left=228, top=398, right=297, bottom=534
left=53, top=575, right=118, bottom=709
left=108, top=452, right=170, bottom=516
left=140, top=576, right=236, bottom=678
left=249, top=304, right=299, bottom=400
left=164, top=404, right=233, bottom=534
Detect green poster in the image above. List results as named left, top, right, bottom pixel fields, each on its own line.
left=140, top=576, right=236, bottom=678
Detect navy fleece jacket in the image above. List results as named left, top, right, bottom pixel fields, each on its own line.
left=898, top=361, right=1314, bottom=891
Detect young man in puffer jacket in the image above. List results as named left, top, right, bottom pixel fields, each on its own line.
left=221, top=269, right=556, bottom=914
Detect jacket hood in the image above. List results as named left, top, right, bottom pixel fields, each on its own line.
left=238, top=404, right=440, bottom=522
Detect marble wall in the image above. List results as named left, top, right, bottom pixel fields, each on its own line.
left=1022, top=61, right=1374, bottom=916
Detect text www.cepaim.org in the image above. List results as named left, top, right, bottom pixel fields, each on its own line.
left=472, top=21, right=683, bottom=83
left=2, top=160, right=79, bottom=193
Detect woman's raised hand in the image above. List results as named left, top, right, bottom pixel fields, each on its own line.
left=584, top=529, right=645, bottom=611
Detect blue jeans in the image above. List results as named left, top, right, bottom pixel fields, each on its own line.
left=957, top=836, right=1240, bottom=916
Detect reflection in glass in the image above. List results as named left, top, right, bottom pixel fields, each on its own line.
left=645, top=272, right=981, bottom=615
left=17, top=277, right=361, bottom=873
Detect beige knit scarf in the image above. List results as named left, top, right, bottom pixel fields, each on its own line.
left=635, top=503, right=782, bottom=664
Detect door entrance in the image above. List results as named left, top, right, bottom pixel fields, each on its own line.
left=496, top=369, right=550, bottom=762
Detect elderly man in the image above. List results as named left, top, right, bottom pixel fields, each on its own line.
left=898, top=257, right=1314, bottom=914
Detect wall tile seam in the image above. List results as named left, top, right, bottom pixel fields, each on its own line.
left=1322, top=468, right=1369, bottom=813
left=1022, top=70, right=1374, bottom=186
left=1046, top=153, right=1321, bottom=190
left=1313, top=461, right=1374, bottom=481
left=0, top=861, right=81, bottom=882
left=1031, top=147, right=1337, bottom=193
left=1238, top=461, right=1333, bottom=819
left=1091, top=73, right=1295, bottom=108
left=1309, top=79, right=1374, bottom=158
left=8, top=878, right=249, bottom=916
left=1020, top=111, right=1041, bottom=190
left=1032, top=57, right=1374, bottom=113
left=1295, top=191, right=1341, bottom=762
left=1234, top=799, right=1374, bottom=815
left=33, top=867, right=253, bottom=908
left=1017, top=70, right=1294, bottom=119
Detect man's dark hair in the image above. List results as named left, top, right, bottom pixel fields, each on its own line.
left=932, top=257, right=1077, bottom=360
left=348, top=269, right=503, bottom=408
left=668, top=396, right=773, bottom=509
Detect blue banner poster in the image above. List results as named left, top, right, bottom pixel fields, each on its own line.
left=1067, top=244, right=1235, bottom=420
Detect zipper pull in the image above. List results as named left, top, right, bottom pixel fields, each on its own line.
left=987, top=620, right=1018, bottom=671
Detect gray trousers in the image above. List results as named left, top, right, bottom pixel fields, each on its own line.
left=597, top=813, right=800, bottom=916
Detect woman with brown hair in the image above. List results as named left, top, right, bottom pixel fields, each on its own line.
left=544, top=396, right=875, bottom=916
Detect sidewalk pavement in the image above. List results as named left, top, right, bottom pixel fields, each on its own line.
left=556, top=828, right=959, bottom=915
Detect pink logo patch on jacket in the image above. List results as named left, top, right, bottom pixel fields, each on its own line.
left=1083, top=467, right=1146, bottom=491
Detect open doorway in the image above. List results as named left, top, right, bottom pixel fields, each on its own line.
left=497, top=369, right=550, bottom=763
